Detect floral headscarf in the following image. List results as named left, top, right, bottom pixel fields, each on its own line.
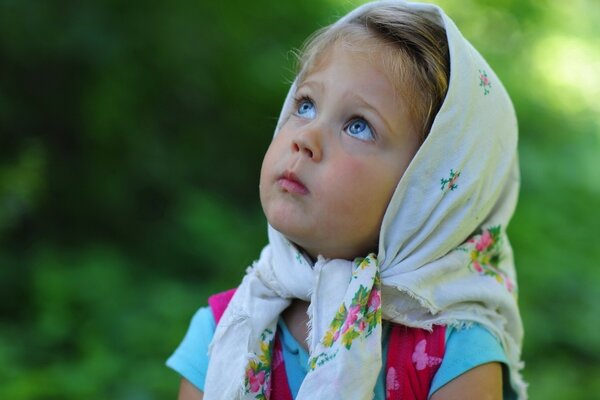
left=204, top=1, right=526, bottom=399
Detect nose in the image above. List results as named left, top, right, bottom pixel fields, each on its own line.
left=291, top=126, right=323, bottom=161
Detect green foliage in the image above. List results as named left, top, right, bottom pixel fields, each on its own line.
left=1, top=0, right=598, bottom=398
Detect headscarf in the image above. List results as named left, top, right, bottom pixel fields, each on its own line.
left=204, top=1, right=526, bottom=399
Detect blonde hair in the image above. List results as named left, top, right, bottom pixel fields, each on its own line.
left=296, top=4, right=450, bottom=140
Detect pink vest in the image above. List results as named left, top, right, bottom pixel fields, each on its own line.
left=209, top=289, right=445, bottom=400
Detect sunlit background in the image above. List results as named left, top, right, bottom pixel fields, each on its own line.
left=1, top=0, right=598, bottom=398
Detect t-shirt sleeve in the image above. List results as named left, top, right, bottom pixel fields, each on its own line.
left=428, top=323, right=514, bottom=399
left=166, top=306, right=216, bottom=391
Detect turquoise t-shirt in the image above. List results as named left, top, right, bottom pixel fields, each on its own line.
left=167, top=307, right=515, bottom=399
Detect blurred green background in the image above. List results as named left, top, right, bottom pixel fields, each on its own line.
left=1, top=0, right=599, bottom=398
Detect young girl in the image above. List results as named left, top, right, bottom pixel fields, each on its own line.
left=167, top=1, right=526, bottom=399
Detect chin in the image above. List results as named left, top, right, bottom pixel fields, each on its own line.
left=269, top=219, right=304, bottom=243
left=266, top=219, right=311, bottom=250
left=263, top=204, right=306, bottom=237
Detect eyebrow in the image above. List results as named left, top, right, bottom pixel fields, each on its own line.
left=297, top=79, right=324, bottom=93
left=346, top=92, right=395, bottom=135
left=297, top=79, right=396, bottom=135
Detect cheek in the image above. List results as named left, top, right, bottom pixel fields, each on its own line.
left=259, top=148, right=273, bottom=185
left=259, top=146, right=277, bottom=207
left=259, top=136, right=292, bottom=217
left=325, top=157, right=376, bottom=196
left=322, top=159, right=377, bottom=212
left=260, top=139, right=284, bottom=183
left=323, top=157, right=399, bottom=220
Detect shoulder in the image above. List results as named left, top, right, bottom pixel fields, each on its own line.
left=166, top=307, right=217, bottom=391
left=429, top=323, right=515, bottom=399
left=440, top=323, right=507, bottom=373
left=185, top=306, right=217, bottom=342
left=430, top=362, right=503, bottom=400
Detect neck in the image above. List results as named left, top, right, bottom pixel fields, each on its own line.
left=282, top=299, right=310, bottom=351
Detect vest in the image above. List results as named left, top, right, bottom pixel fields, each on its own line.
left=208, top=289, right=445, bottom=400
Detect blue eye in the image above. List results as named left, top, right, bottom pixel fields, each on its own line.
left=296, top=98, right=316, bottom=119
left=346, top=118, right=375, bottom=141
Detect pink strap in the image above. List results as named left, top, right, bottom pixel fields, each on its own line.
left=207, top=288, right=237, bottom=324
left=385, top=324, right=446, bottom=400
left=271, top=334, right=293, bottom=400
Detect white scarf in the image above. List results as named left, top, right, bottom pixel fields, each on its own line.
left=204, top=1, right=526, bottom=399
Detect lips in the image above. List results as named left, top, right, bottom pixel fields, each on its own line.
left=277, top=171, right=309, bottom=195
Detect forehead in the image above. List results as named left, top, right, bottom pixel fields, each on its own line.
left=300, top=42, right=395, bottom=98
left=299, top=34, right=410, bottom=102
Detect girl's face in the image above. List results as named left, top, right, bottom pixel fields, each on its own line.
left=260, top=42, right=420, bottom=260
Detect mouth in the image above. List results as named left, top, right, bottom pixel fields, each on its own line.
left=277, top=171, right=309, bottom=195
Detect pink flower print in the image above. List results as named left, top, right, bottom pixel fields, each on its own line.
left=349, top=304, right=360, bottom=322
left=358, top=320, right=366, bottom=332
left=465, top=225, right=514, bottom=293
left=367, top=289, right=381, bottom=310
left=342, top=305, right=361, bottom=333
left=440, top=169, right=461, bottom=192
left=479, top=69, right=491, bottom=95
left=386, top=366, right=400, bottom=397
left=412, top=339, right=443, bottom=371
left=272, top=347, right=283, bottom=370
left=505, top=276, right=514, bottom=292
left=341, top=319, right=350, bottom=334
left=246, top=369, right=266, bottom=393
left=341, top=309, right=354, bottom=333
left=264, top=375, right=272, bottom=399
left=476, top=230, right=493, bottom=252
left=333, top=329, right=340, bottom=342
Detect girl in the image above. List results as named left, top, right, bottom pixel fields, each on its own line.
left=167, top=1, right=526, bottom=399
